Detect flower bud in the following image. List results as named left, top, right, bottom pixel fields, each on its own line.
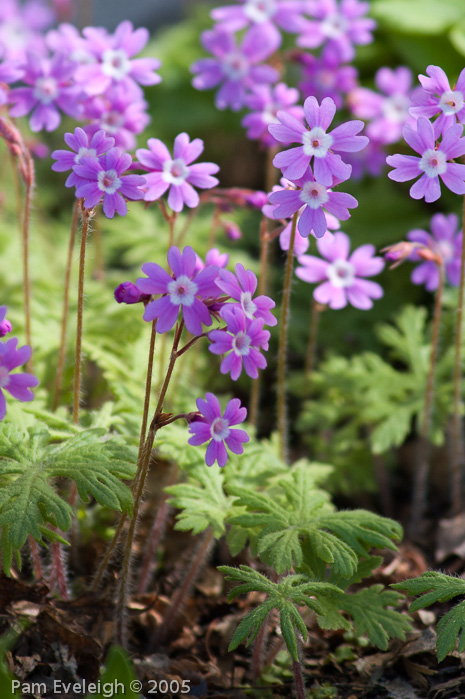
left=223, top=220, right=242, bottom=240
left=0, top=318, right=12, bottom=337
left=114, top=281, right=149, bottom=304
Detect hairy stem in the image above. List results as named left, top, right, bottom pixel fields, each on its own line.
left=153, top=528, right=215, bottom=646
left=28, top=536, right=43, bottom=580
left=115, top=323, right=184, bottom=645
left=452, top=195, right=465, bottom=516
left=49, top=540, right=69, bottom=600
left=73, top=205, right=91, bottom=425
left=249, top=218, right=269, bottom=429
left=277, top=212, right=298, bottom=462
left=305, top=299, right=321, bottom=379
left=252, top=614, right=269, bottom=682
left=90, top=321, right=157, bottom=592
left=22, top=177, right=33, bottom=368
left=410, top=261, right=445, bottom=536
left=136, top=497, right=170, bottom=595
left=52, top=200, right=80, bottom=411
left=292, top=658, right=306, bottom=699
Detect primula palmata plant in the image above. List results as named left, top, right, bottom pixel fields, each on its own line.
left=3, top=1, right=465, bottom=695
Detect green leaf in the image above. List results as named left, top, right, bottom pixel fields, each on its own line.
left=392, top=571, right=465, bottom=610
left=436, top=601, right=465, bottom=661
left=337, top=585, right=412, bottom=650
left=372, top=0, right=465, bottom=35
left=88, top=645, right=142, bottom=698
left=0, top=425, right=136, bottom=572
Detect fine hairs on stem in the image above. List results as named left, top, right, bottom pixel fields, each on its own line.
left=410, top=260, right=445, bottom=537
left=115, top=322, right=184, bottom=645
left=451, top=195, right=465, bottom=516
left=73, top=204, right=93, bottom=426
left=249, top=218, right=269, bottom=429
left=305, top=299, right=322, bottom=380
left=277, top=212, right=298, bottom=462
left=292, top=656, right=306, bottom=699
left=52, top=199, right=80, bottom=411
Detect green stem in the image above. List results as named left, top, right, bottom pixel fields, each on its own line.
left=410, top=261, right=445, bottom=536
left=277, top=212, right=298, bottom=462
left=52, top=199, right=80, bottom=411
left=451, top=195, right=465, bottom=516
left=73, top=205, right=91, bottom=425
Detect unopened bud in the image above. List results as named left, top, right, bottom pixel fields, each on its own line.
left=223, top=220, right=242, bottom=240
left=114, top=281, right=150, bottom=304
left=381, top=241, right=422, bottom=269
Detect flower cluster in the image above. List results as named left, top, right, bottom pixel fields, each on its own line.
left=5, top=19, right=160, bottom=141
left=386, top=65, right=465, bottom=202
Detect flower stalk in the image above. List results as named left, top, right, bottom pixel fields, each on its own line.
left=451, top=195, right=465, bottom=516
left=73, top=204, right=92, bottom=425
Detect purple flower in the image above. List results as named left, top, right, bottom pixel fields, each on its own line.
left=348, top=67, right=416, bottom=145
left=8, top=52, right=83, bottom=132
left=208, top=306, right=270, bottom=381
left=51, top=127, right=115, bottom=188
left=191, top=25, right=279, bottom=111
left=114, top=281, right=150, bottom=305
left=0, top=52, right=23, bottom=106
left=386, top=117, right=465, bottom=202
left=188, top=392, right=249, bottom=467
left=46, top=23, right=94, bottom=63
left=75, top=21, right=161, bottom=96
left=136, top=246, right=220, bottom=336
left=136, top=133, right=220, bottom=212
left=407, top=213, right=462, bottom=291
left=74, top=148, right=146, bottom=218
left=270, top=95, right=368, bottom=184
left=297, top=47, right=358, bottom=108
left=410, top=65, right=465, bottom=138
left=268, top=171, right=357, bottom=238
left=297, top=0, right=376, bottom=62
left=0, top=0, right=53, bottom=60
left=242, top=82, right=304, bottom=147
left=296, top=231, right=384, bottom=309
left=83, top=85, right=150, bottom=152
left=0, top=307, right=12, bottom=337
left=215, top=263, right=277, bottom=326
left=211, top=0, right=308, bottom=48
left=0, top=337, right=39, bottom=420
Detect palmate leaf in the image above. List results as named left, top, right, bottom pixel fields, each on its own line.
left=219, top=565, right=345, bottom=660
left=392, top=571, right=465, bottom=661
left=0, top=425, right=136, bottom=572
left=336, top=585, right=412, bottom=650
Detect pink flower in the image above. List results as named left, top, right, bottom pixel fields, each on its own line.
left=136, top=133, right=220, bottom=212
left=0, top=306, right=12, bottom=337
left=296, top=231, right=384, bottom=309
left=242, top=82, right=304, bottom=147
left=410, top=65, right=465, bottom=138
left=188, top=392, right=249, bottom=467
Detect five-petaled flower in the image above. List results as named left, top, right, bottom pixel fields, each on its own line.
left=215, top=263, right=277, bottom=326
left=136, top=246, right=220, bottom=336
left=406, top=213, right=462, bottom=291
left=188, top=392, right=249, bottom=467
left=296, top=231, right=384, bottom=309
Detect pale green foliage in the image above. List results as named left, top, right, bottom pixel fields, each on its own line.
left=392, top=571, right=465, bottom=660
left=88, top=645, right=142, bottom=698
left=0, top=424, right=136, bottom=573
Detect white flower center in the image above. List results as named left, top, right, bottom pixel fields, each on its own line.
left=437, top=239, right=454, bottom=261
left=0, top=366, right=10, bottom=389
left=33, top=77, right=59, bottom=105
left=75, top=147, right=97, bottom=165
left=300, top=181, right=329, bottom=209
left=232, top=330, right=252, bottom=356
left=167, top=275, right=198, bottom=306
left=321, top=12, right=348, bottom=39
left=244, top=0, right=277, bottom=23
left=439, top=89, right=464, bottom=116
left=382, top=95, right=410, bottom=123
left=419, top=148, right=447, bottom=178
left=262, top=103, right=279, bottom=125
left=97, top=169, right=122, bottom=194
left=162, top=158, right=189, bottom=186
left=326, top=259, right=356, bottom=288
left=302, top=127, right=334, bottom=158
left=223, top=51, right=249, bottom=80
left=210, top=416, right=230, bottom=442
left=101, top=110, right=125, bottom=134
left=101, top=49, right=131, bottom=80
left=240, top=291, right=257, bottom=319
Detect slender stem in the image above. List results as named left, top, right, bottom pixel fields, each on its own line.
left=208, top=207, right=221, bottom=249
left=305, top=299, right=321, bottom=379
left=73, top=205, right=91, bottom=425
left=49, top=540, right=69, bottom=600
left=452, top=195, right=465, bottom=516
left=28, top=536, right=43, bottom=580
left=52, top=200, right=80, bottom=411
left=252, top=614, right=269, bottom=682
left=115, top=323, right=184, bottom=645
left=249, top=218, right=269, bottom=429
left=154, top=528, right=214, bottom=645
left=92, top=213, right=105, bottom=281
left=22, top=178, right=33, bottom=367
left=136, top=497, right=170, bottom=594
left=410, top=261, right=445, bottom=535
left=90, top=321, right=157, bottom=592
left=10, top=151, right=22, bottom=231
left=292, top=658, right=306, bottom=699
left=176, top=206, right=198, bottom=247
left=168, top=212, right=177, bottom=249
left=277, top=212, right=298, bottom=462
